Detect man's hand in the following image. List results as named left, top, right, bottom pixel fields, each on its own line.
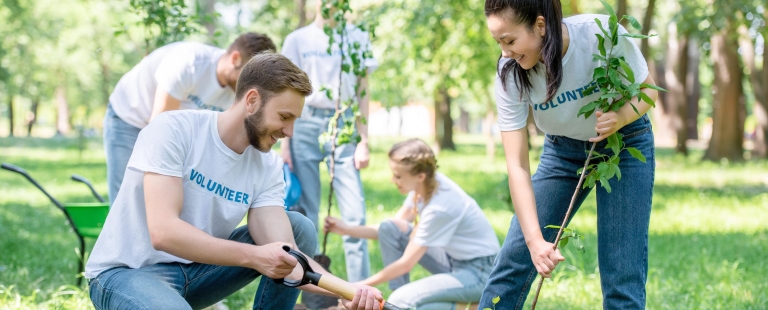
left=281, top=139, right=293, bottom=170
left=354, top=142, right=370, bottom=170
left=250, top=242, right=298, bottom=279
left=342, top=285, right=384, bottom=310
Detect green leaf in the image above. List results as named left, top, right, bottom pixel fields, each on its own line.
left=623, top=15, right=642, bottom=30
left=629, top=102, right=641, bottom=116
left=600, top=176, right=612, bottom=193
left=596, top=34, right=606, bottom=57
left=492, top=296, right=500, bottom=304
left=615, top=165, right=622, bottom=181
left=593, top=67, right=607, bottom=80
left=608, top=133, right=620, bottom=155
left=640, top=83, right=667, bottom=92
left=600, top=0, right=616, bottom=17
left=592, top=53, right=607, bottom=62
left=578, top=101, right=599, bottom=118
left=560, top=236, right=570, bottom=248
left=595, top=18, right=609, bottom=38
left=639, top=92, right=654, bottom=107
left=609, top=68, right=621, bottom=88
left=545, top=225, right=562, bottom=229
left=619, top=33, right=651, bottom=39
left=627, top=147, right=647, bottom=163
left=619, top=58, right=635, bottom=83
left=609, top=15, right=619, bottom=45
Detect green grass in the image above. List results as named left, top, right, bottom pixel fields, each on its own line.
left=1, top=135, right=766, bottom=309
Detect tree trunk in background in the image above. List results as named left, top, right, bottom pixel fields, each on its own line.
left=757, top=30, right=768, bottom=158
left=651, top=57, right=673, bottom=145
left=199, top=0, right=217, bottom=42
left=686, top=37, right=700, bottom=141
left=26, top=97, right=39, bottom=136
left=56, top=86, right=71, bottom=136
left=616, top=0, right=628, bottom=27
left=705, top=29, right=744, bottom=161
left=296, top=0, right=308, bottom=29
left=662, top=23, right=689, bottom=155
left=458, top=108, right=469, bottom=133
left=640, top=0, right=657, bottom=58
left=7, top=95, right=13, bottom=137
left=739, top=26, right=768, bottom=158
left=434, top=86, right=455, bottom=151
left=569, top=0, right=580, bottom=15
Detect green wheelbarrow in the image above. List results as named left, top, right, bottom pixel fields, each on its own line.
left=1, top=163, right=109, bottom=286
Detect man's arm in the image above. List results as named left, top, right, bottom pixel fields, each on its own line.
left=144, top=172, right=297, bottom=279
left=149, top=89, right=182, bottom=122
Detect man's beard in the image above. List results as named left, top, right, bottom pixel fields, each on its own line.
left=243, top=106, right=273, bottom=153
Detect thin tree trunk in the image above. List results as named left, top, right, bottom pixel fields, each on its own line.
left=705, top=28, right=744, bottom=161
left=663, top=23, right=689, bottom=155
left=56, top=86, right=71, bottom=136
left=616, top=0, right=628, bottom=27
left=296, top=0, right=308, bottom=29
left=570, top=0, right=580, bottom=15
left=458, top=108, right=470, bottom=133
left=7, top=95, right=13, bottom=137
left=755, top=13, right=768, bottom=158
left=640, top=0, right=657, bottom=58
left=26, top=97, right=39, bottom=136
left=739, top=25, right=767, bottom=158
left=651, top=56, right=674, bottom=146
left=686, top=37, right=700, bottom=140
left=434, top=86, right=455, bottom=150
left=199, top=0, right=217, bottom=42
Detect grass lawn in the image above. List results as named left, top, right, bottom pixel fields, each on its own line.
left=1, top=135, right=766, bottom=309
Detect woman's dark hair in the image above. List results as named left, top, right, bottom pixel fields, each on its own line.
left=485, top=0, right=563, bottom=102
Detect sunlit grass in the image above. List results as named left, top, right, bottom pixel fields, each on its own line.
left=1, top=136, right=766, bottom=309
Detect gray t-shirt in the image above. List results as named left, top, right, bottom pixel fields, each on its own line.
left=407, top=173, right=500, bottom=261
left=85, top=110, right=285, bottom=278
left=495, top=14, right=649, bottom=141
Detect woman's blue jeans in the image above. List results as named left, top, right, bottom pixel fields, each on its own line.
left=479, top=115, right=655, bottom=310
left=88, top=211, right=317, bottom=310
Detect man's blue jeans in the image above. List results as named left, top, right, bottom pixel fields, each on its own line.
left=103, top=103, right=141, bottom=206
left=479, top=115, right=655, bottom=310
left=289, top=106, right=370, bottom=282
left=88, top=211, right=317, bottom=310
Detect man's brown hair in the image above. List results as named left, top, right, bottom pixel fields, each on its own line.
left=227, top=32, right=277, bottom=66
left=235, top=52, right=313, bottom=102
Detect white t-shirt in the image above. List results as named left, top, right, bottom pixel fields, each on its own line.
left=85, top=110, right=286, bottom=278
left=109, top=42, right=235, bottom=129
left=495, top=14, right=649, bottom=141
left=281, top=24, right=378, bottom=109
left=406, top=173, right=500, bottom=261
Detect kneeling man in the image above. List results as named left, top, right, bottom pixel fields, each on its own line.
left=86, top=53, right=382, bottom=310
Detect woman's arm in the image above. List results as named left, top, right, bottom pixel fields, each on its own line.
left=591, top=74, right=659, bottom=142
left=359, top=242, right=428, bottom=287
left=394, top=203, right=416, bottom=222
left=501, top=129, right=564, bottom=278
left=324, top=216, right=380, bottom=240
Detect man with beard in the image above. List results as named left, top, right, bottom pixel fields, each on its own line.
left=85, top=53, right=384, bottom=310
left=104, top=32, right=276, bottom=207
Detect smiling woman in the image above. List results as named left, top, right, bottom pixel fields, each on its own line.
left=478, top=0, right=660, bottom=310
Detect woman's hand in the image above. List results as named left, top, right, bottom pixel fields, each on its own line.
left=528, top=238, right=565, bottom=278
left=590, top=110, right=627, bottom=143
left=341, top=285, right=383, bottom=310
left=324, top=216, right=349, bottom=235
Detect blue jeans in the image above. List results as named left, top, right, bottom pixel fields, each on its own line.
left=378, top=220, right=496, bottom=310
left=289, top=106, right=370, bottom=281
left=88, top=211, right=317, bottom=310
left=480, top=115, right=655, bottom=310
left=103, top=103, right=142, bottom=206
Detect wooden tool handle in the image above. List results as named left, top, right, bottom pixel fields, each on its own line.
left=317, top=275, right=357, bottom=300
